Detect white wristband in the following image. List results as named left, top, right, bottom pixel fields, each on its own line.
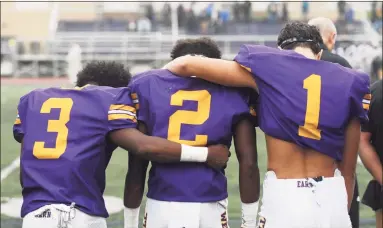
left=241, top=201, right=259, bottom=228
left=124, top=206, right=140, bottom=228
left=180, top=144, right=208, bottom=162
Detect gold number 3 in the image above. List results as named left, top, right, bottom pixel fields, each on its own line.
left=298, top=74, right=322, bottom=140
left=33, top=98, right=74, bottom=159
left=168, top=90, right=211, bottom=146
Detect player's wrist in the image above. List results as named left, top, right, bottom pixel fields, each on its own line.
left=180, top=144, right=208, bottom=162
left=241, top=201, right=259, bottom=228
left=124, top=206, right=140, bottom=228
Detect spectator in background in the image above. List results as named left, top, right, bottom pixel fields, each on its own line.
left=244, top=1, right=252, bottom=23
left=281, top=2, right=289, bottom=22
left=137, top=16, right=152, bottom=32
left=267, top=2, right=278, bottom=22
left=162, top=3, right=171, bottom=27
left=186, top=8, right=199, bottom=34
left=146, top=4, right=154, bottom=24
left=372, top=2, right=383, bottom=33
left=309, top=17, right=360, bottom=228
left=370, top=56, right=383, bottom=84
left=345, top=3, right=355, bottom=24
left=177, top=4, right=186, bottom=28
left=302, top=1, right=309, bottom=21
left=371, top=1, right=377, bottom=22
left=216, top=7, right=230, bottom=34
left=127, top=21, right=136, bottom=32
left=338, top=0, right=346, bottom=21
left=205, top=3, right=214, bottom=20
left=233, top=2, right=241, bottom=22
left=359, top=78, right=383, bottom=228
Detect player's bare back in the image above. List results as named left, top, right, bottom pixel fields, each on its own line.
left=266, top=135, right=337, bottom=179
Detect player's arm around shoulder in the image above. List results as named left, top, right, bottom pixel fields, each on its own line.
left=233, top=97, right=260, bottom=227
left=164, top=51, right=257, bottom=89
left=107, top=87, right=230, bottom=169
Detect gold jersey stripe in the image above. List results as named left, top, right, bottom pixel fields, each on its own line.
left=109, top=104, right=136, bottom=113
left=108, top=113, right=137, bottom=122
left=240, top=64, right=252, bottom=72
left=14, top=118, right=21, bottom=125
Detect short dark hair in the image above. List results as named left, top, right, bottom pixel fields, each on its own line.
left=277, top=22, right=323, bottom=54
left=76, top=61, right=131, bottom=88
left=170, top=37, right=222, bottom=59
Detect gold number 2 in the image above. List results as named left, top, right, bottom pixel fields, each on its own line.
left=168, top=90, right=211, bottom=146
left=33, top=98, right=74, bottom=159
left=298, top=74, right=322, bottom=140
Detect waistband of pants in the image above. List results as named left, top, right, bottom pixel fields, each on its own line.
left=263, top=169, right=344, bottom=188
left=146, top=198, right=228, bottom=205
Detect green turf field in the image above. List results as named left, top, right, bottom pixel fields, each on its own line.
left=0, top=82, right=376, bottom=228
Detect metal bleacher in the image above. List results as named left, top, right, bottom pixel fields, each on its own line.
left=7, top=31, right=380, bottom=78
left=1, top=1, right=381, bottom=78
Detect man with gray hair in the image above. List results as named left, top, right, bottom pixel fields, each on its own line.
left=308, top=17, right=351, bottom=68
left=309, top=16, right=359, bottom=228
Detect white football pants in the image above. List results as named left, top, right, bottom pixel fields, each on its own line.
left=22, top=204, right=107, bottom=228
left=143, top=198, right=229, bottom=228
left=258, top=169, right=352, bottom=228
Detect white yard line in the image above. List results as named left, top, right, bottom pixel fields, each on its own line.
left=1, top=157, right=20, bottom=182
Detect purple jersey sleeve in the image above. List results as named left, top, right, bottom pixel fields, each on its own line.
left=233, top=44, right=278, bottom=74
left=350, top=72, right=370, bottom=124
left=233, top=45, right=253, bottom=73
left=13, top=95, right=28, bottom=143
left=127, top=74, right=152, bottom=124
left=107, top=88, right=138, bottom=131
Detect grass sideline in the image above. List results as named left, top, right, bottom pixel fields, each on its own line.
left=0, top=79, right=376, bottom=228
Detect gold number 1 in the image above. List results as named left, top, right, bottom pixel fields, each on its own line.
left=298, top=74, right=321, bottom=140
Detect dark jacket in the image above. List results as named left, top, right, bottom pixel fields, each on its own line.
left=362, top=79, right=383, bottom=164
left=320, top=43, right=352, bottom=69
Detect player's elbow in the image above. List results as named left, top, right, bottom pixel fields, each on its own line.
left=167, top=56, right=193, bottom=76
left=133, top=144, right=150, bottom=157
left=133, top=143, right=159, bottom=159
left=173, top=61, right=190, bottom=76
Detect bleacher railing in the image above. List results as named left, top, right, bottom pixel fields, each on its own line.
left=2, top=33, right=382, bottom=77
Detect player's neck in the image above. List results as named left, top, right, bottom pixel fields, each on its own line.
left=293, top=47, right=317, bottom=60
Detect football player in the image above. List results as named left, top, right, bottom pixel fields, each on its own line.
left=123, top=38, right=260, bottom=228
left=13, top=61, right=230, bottom=228
left=165, top=22, right=370, bottom=228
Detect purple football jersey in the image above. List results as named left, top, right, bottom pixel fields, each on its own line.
left=234, top=45, right=370, bottom=161
left=13, top=85, right=137, bottom=218
left=129, top=69, right=257, bottom=202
